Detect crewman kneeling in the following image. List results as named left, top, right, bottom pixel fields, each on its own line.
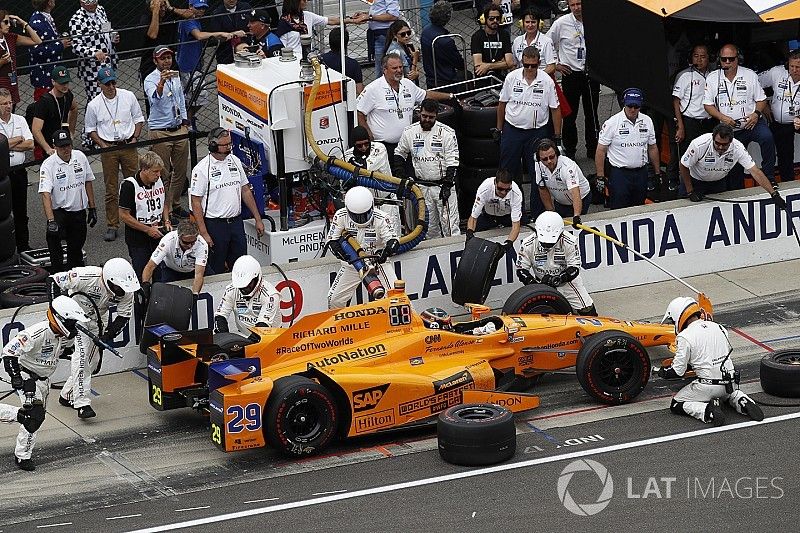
left=658, top=297, right=764, bottom=426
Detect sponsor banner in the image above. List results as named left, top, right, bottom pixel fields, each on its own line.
left=216, top=70, right=268, bottom=121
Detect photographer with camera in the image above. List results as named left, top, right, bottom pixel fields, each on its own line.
left=657, top=296, right=764, bottom=427
left=119, top=151, right=171, bottom=280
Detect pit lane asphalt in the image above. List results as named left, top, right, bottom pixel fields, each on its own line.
left=2, top=262, right=800, bottom=532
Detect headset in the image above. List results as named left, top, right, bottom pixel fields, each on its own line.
left=716, top=44, right=744, bottom=68
left=208, top=127, right=227, bottom=153
left=534, top=138, right=560, bottom=162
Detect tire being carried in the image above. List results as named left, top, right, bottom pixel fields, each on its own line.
left=576, top=330, right=650, bottom=404
left=437, top=403, right=516, bottom=466
left=760, top=349, right=800, bottom=398
left=502, top=284, right=572, bottom=315
left=264, top=375, right=339, bottom=456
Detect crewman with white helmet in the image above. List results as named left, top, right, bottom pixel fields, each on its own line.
left=48, top=257, right=140, bottom=419
left=657, top=296, right=764, bottom=426
left=516, top=211, right=596, bottom=316
left=325, top=186, right=399, bottom=309
left=214, top=254, right=281, bottom=336
left=1, top=296, right=89, bottom=471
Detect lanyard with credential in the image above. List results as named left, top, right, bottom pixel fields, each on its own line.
left=101, top=94, right=121, bottom=139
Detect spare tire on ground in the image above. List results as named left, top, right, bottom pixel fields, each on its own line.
left=760, top=349, right=800, bottom=398
left=0, top=265, right=48, bottom=291
left=139, top=282, right=195, bottom=353
left=0, top=281, right=49, bottom=308
left=437, top=403, right=516, bottom=466
left=502, top=284, right=572, bottom=315
left=452, top=236, right=503, bottom=306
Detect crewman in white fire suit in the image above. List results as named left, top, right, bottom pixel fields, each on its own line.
left=658, top=296, right=764, bottom=426
left=214, top=254, right=281, bottom=336
left=393, top=98, right=460, bottom=238
left=326, top=186, right=399, bottom=309
left=49, top=257, right=140, bottom=419
left=0, top=296, right=89, bottom=470
left=516, top=211, right=596, bottom=315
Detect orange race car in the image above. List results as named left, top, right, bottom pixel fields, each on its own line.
left=145, top=282, right=676, bottom=457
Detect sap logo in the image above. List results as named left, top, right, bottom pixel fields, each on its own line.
left=425, top=334, right=441, bottom=344
left=352, top=383, right=390, bottom=412
left=221, top=102, right=243, bottom=118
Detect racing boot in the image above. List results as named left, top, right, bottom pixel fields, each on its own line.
left=58, top=396, right=72, bottom=408
left=15, top=457, right=35, bottom=471
left=738, top=397, right=764, bottom=422
left=77, top=406, right=96, bottom=419
left=704, top=398, right=725, bottom=427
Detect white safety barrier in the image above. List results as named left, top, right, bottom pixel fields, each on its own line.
left=0, top=183, right=797, bottom=390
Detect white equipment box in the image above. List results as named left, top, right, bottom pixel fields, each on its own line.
left=244, top=216, right=327, bottom=264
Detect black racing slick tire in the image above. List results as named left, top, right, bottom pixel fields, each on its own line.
left=576, top=330, right=650, bottom=405
left=0, top=265, right=49, bottom=292
left=501, top=284, right=572, bottom=315
left=760, top=349, right=800, bottom=398
left=139, top=282, right=194, bottom=353
left=460, top=103, right=498, bottom=136
left=0, top=281, right=49, bottom=308
left=459, top=136, right=500, bottom=168
left=437, top=403, right=516, bottom=466
left=264, top=375, right=339, bottom=457
left=452, top=236, right=503, bottom=306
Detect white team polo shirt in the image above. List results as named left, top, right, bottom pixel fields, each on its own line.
left=499, top=68, right=558, bottom=129
left=546, top=13, right=585, bottom=72
left=759, top=65, right=800, bottom=125
left=535, top=155, right=591, bottom=205
left=38, top=150, right=95, bottom=211
left=471, top=177, right=523, bottom=221
left=189, top=154, right=249, bottom=219
left=151, top=230, right=209, bottom=272
left=85, top=88, right=144, bottom=142
left=703, top=67, right=766, bottom=129
left=356, top=76, right=427, bottom=144
left=680, top=133, right=754, bottom=182
left=598, top=109, right=656, bottom=169
left=672, top=67, right=710, bottom=119
left=512, top=32, right=556, bottom=67
left=0, top=113, right=33, bottom=166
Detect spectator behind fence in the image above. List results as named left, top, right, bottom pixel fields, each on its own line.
left=139, top=0, right=194, bottom=92
left=368, top=0, right=400, bottom=73
left=0, top=11, right=43, bottom=108
left=142, top=220, right=210, bottom=293
left=384, top=20, right=420, bottom=84
left=69, top=0, right=118, bottom=102
left=321, top=28, right=363, bottom=95
left=119, top=151, right=170, bottom=279
left=145, top=45, right=190, bottom=217
left=471, top=4, right=514, bottom=81
left=85, top=67, right=144, bottom=242
left=246, top=8, right=284, bottom=58
left=275, top=0, right=366, bottom=57
left=31, top=64, right=76, bottom=160
left=512, top=10, right=556, bottom=73
left=0, top=88, right=34, bottom=251
left=39, top=129, right=97, bottom=272
left=209, top=0, right=252, bottom=65
left=28, top=0, right=71, bottom=101
left=421, top=1, right=464, bottom=89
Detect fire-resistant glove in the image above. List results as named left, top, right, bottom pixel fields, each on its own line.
left=87, top=207, right=98, bottom=228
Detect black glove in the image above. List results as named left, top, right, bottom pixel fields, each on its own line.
left=540, top=274, right=560, bottom=287
left=439, top=184, right=451, bottom=203
left=392, top=155, right=407, bottom=179
left=141, top=281, right=152, bottom=307
left=102, top=316, right=128, bottom=344
left=10, top=373, right=23, bottom=391
left=772, top=191, right=787, bottom=210
left=498, top=239, right=514, bottom=257
left=46, top=276, right=62, bottom=301
left=490, top=127, right=501, bottom=143
left=4, top=356, right=22, bottom=389
left=465, top=228, right=475, bottom=242
left=657, top=366, right=667, bottom=378
left=327, top=239, right=348, bottom=261
left=689, top=190, right=703, bottom=202
left=572, top=215, right=581, bottom=229
left=378, top=238, right=399, bottom=264
left=60, top=345, right=74, bottom=360
left=560, top=266, right=580, bottom=283
left=517, top=269, right=535, bottom=285
left=87, top=207, right=98, bottom=228
left=46, top=220, right=59, bottom=237
left=214, top=315, right=229, bottom=334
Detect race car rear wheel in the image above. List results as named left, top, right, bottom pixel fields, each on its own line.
left=760, top=349, right=800, bottom=397
left=502, top=284, right=572, bottom=315
left=576, top=330, right=650, bottom=404
left=437, top=403, right=516, bottom=466
left=264, top=376, right=339, bottom=457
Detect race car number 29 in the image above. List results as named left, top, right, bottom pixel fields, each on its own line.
left=227, top=403, right=262, bottom=433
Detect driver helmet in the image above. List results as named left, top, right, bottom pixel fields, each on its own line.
left=420, top=307, right=452, bottom=331
left=48, top=295, right=90, bottom=339
left=345, top=186, right=374, bottom=225
left=231, top=255, right=262, bottom=298
left=102, top=257, right=140, bottom=298
left=535, top=211, right=564, bottom=248
left=662, top=296, right=703, bottom=334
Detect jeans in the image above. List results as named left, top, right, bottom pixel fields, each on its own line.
left=608, top=166, right=648, bottom=209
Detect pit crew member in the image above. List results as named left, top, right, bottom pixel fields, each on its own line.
left=1, top=296, right=89, bottom=470
left=49, top=257, right=140, bottom=418
left=393, top=98, right=460, bottom=238
left=142, top=219, right=210, bottom=293
left=534, top=138, right=591, bottom=222
left=466, top=169, right=521, bottom=255
left=326, top=186, right=399, bottom=309
left=657, top=296, right=764, bottom=426
left=214, top=254, right=281, bottom=336
left=516, top=211, right=596, bottom=316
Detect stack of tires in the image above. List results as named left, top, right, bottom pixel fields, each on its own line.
left=457, top=92, right=500, bottom=219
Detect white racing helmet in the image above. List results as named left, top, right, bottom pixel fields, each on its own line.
left=231, top=255, right=262, bottom=298
left=662, top=296, right=703, bottom=334
left=345, top=186, right=374, bottom=225
left=48, top=295, right=90, bottom=338
left=102, top=257, right=140, bottom=297
left=535, top=211, right=564, bottom=246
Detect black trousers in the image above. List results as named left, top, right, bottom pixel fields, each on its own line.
left=9, top=167, right=29, bottom=251
left=771, top=121, right=796, bottom=183
left=47, top=209, right=87, bottom=272
left=561, top=70, right=600, bottom=159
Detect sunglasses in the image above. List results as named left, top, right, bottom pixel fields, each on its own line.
left=487, top=16, right=501, bottom=21
left=397, top=30, right=411, bottom=37
left=625, top=103, right=640, bottom=109
left=522, top=63, right=539, bottom=69
left=720, top=56, right=737, bottom=62
left=496, top=185, right=512, bottom=192
left=0, top=20, right=10, bottom=26
left=180, top=238, right=197, bottom=246
left=539, top=154, right=557, bottom=162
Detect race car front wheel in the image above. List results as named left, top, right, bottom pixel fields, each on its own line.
left=502, top=284, right=572, bottom=315
left=437, top=403, right=516, bottom=466
left=576, top=330, right=650, bottom=405
left=264, top=376, right=339, bottom=457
